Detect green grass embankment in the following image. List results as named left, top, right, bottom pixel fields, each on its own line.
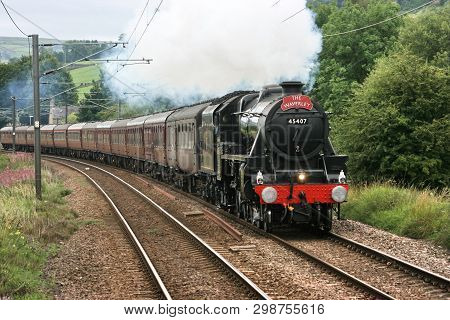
left=69, top=62, right=101, bottom=100
left=342, top=182, right=449, bottom=249
left=0, top=154, right=77, bottom=299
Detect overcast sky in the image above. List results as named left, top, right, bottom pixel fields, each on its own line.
left=0, top=0, right=138, bottom=40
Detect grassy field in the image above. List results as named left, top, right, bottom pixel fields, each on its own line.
left=0, top=153, right=77, bottom=299
left=69, top=62, right=101, bottom=100
left=342, top=182, right=449, bottom=249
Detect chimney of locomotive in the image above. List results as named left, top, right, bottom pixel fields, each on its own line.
left=280, top=81, right=304, bottom=96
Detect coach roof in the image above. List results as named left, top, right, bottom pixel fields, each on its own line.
left=127, top=115, right=153, bottom=127
left=15, top=126, right=29, bottom=132
left=68, top=123, right=87, bottom=131
left=54, top=124, right=71, bottom=131
left=41, top=125, right=57, bottom=131
left=144, top=110, right=175, bottom=125
left=82, top=122, right=101, bottom=130
left=111, top=119, right=129, bottom=129
left=167, top=102, right=211, bottom=122
left=97, top=120, right=117, bottom=129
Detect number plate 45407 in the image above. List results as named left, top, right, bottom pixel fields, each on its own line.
left=287, top=118, right=308, bottom=125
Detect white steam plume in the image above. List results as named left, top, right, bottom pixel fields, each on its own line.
left=107, top=0, right=322, bottom=100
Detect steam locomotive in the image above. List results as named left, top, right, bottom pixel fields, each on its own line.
left=0, top=81, right=348, bottom=232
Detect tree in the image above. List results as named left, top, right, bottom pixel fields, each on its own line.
left=396, top=3, right=449, bottom=63
left=307, top=0, right=339, bottom=28
left=0, top=56, right=32, bottom=127
left=0, top=52, right=77, bottom=126
left=40, top=52, right=78, bottom=107
left=67, top=112, right=79, bottom=124
left=311, top=0, right=402, bottom=115
left=335, top=3, right=450, bottom=188
left=78, top=71, right=113, bottom=122
left=396, top=0, right=433, bottom=11
left=53, top=40, right=108, bottom=64
left=337, top=49, right=449, bottom=188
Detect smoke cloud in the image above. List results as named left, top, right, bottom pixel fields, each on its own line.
left=106, top=0, right=322, bottom=101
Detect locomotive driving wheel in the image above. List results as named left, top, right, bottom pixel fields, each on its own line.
left=251, top=206, right=261, bottom=228
left=234, top=191, right=242, bottom=218
left=262, top=209, right=273, bottom=233
left=321, top=204, right=332, bottom=232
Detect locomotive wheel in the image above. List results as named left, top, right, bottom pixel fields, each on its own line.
left=262, top=210, right=273, bottom=233
left=262, top=219, right=272, bottom=233
left=234, top=191, right=241, bottom=217
left=321, top=204, right=332, bottom=232
left=251, top=207, right=261, bottom=228
left=242, top=202, right=249, bottom=220
left=214, top=187, right=221, bottom=208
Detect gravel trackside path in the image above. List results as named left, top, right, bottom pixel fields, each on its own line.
left=44, top=162, right=165, bottom=299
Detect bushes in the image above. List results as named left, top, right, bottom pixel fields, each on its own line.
left=342, top=183, right=450, bottom=249
left=0, top=154, right=10, bottom=171
left=0, top=229, right=53, bottom=299
left=317, top=3, right=450, bottom=188
left=0, top=156, right=77, bottom=299
left=336, top=48, right=449, bottom=188
left=312, top=0, right=402, bottom=115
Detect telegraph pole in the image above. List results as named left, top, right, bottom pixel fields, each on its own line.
left=11, top=96, right=16, bottom=154
left=65, top=105, right=68, bottom=124
left=32, top=34, right=42, bottom=200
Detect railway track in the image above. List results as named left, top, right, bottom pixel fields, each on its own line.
left=45, top=159, right=171, bottom=300
left=44, top=156, right=269, bottom=300
left=40, top=155, right=450, bottom=299
left=174, top=186, right=450, bottom=299
left=328, top=232, right=450, bottom=292
left=179, top=187, right=449, bottom=300
left=108, top=162, right=449, bottom=300
left=279, top=232, right=450, bottom=299
left=41, top=155, right=390, bottom=299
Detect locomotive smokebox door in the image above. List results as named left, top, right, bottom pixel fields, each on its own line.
left=264, top=94, right=329, bottom=165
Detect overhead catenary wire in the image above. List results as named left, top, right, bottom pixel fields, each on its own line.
left=88, top=58, right=152, bottom=63
left=40, top=41, right=127, bottom=47
left=323, top=0, right=436, bottom=37
left=4, top=2, right=61, bottom=42
left=127, top=0, right=151, bottom=43
left=82, top=1, right=164, bottom=98
left=106, top=0, right=164, bottom=91
left=113, top=1, right=152, bottom=70
left=41, top=44, right=119, bottom=76
left=0, top=0, right=28, bottom=36
left=281, top=7, right=306, bottom=23
left=127, top=0, right=164, bottom=60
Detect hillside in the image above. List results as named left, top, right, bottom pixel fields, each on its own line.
left=68, top=62, right=101, bottom=100
left=0, top=36, right=55, bottom=62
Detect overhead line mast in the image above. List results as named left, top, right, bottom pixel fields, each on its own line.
left=31, top=34, right=42, bottom=200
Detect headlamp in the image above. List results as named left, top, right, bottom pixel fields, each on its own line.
left=298, top=171, right=306, bottom=182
